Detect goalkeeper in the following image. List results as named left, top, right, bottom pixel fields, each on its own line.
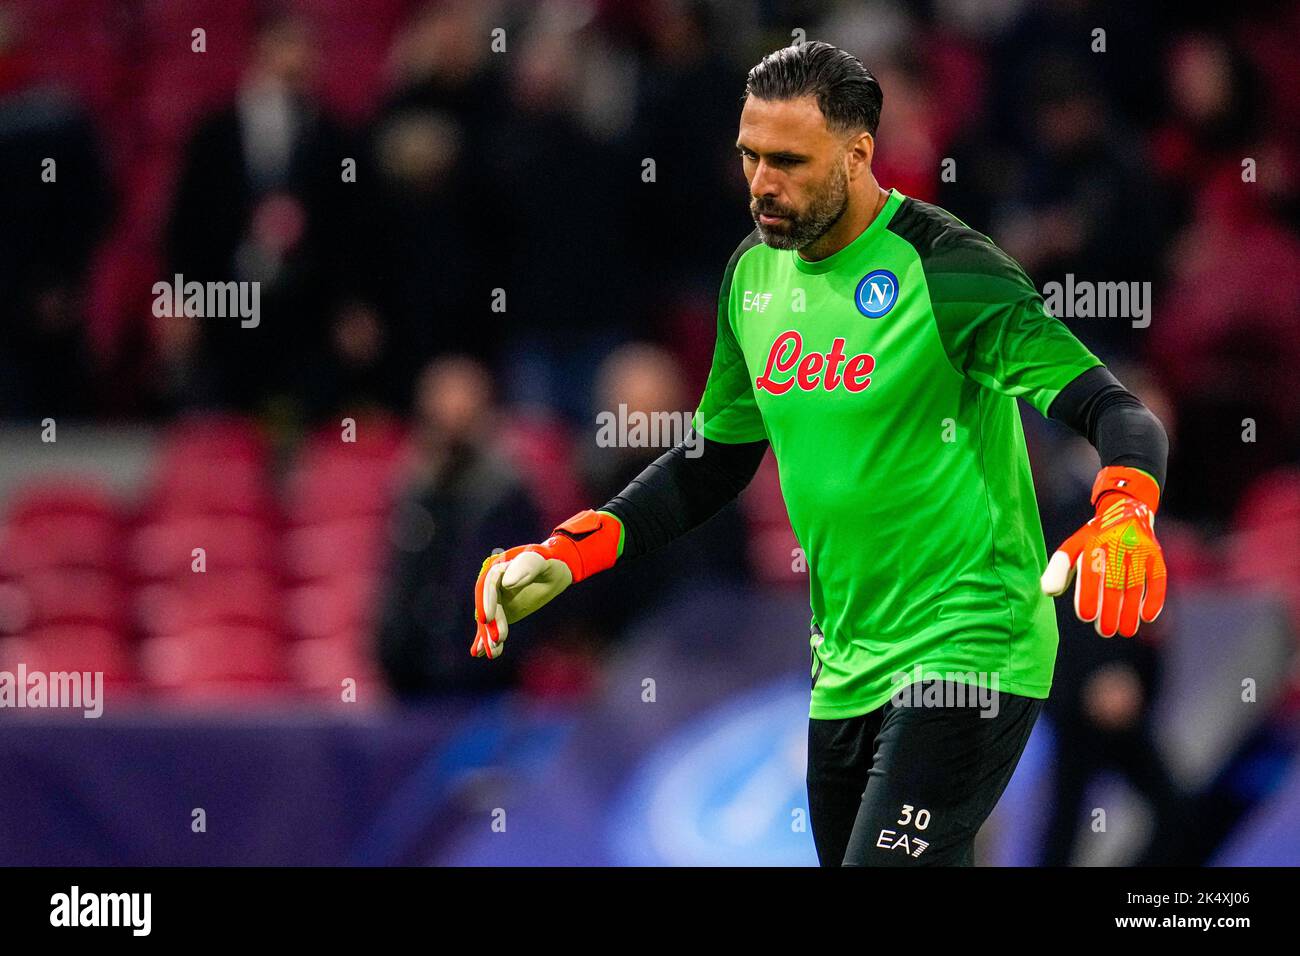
left=470, top=42, right=1169, bottom=866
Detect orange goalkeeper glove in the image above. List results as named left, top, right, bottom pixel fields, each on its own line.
left=470, top=509, right=623, bottom=659
left=1040, top=465, right=1167, bottom=638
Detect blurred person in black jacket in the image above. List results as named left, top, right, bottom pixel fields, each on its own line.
left=164, top=8, right=354, bottom=414
left=567, top=342, right=753, bottom=639
left=486, top=14, right=636, bottom=424
left=339, top=0, right=509, bottom=386
left=0, top=8, right=112, bottom=417
left=380, top=0, right=508, bottom=163
left=351, top=110, right=480, bottom=376
left=626, top=0, right=750, bottom=287
left=377, top=355, right=540, bottom=698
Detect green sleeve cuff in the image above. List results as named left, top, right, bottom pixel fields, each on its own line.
left=1129, top=467, right=1161, bottom=493
left=597, top=510, right=625, bottom=558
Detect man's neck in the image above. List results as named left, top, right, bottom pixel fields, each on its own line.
left=798, top=182, right=890, bottom=262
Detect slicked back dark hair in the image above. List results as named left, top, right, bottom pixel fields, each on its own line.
left=744, top=41, right=882, bottom=137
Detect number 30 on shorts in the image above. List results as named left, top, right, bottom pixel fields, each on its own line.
left=897, top=804, right=931, bottom=829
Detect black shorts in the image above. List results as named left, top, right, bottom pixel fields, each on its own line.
left=806, top=679, right=1043, bottom=866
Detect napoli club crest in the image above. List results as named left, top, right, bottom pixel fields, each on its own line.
left=855, top=269, right=898, bottom=318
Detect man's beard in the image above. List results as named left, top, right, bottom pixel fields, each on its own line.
left=750, top=163, right=849, bottom=251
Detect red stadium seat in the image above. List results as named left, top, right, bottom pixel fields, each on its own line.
left=128, top=515, right=278, bottom=581
left=0, top=625, right=136, bottom=690
left=283, top=418, right=408, bottom=525
left=1225, top=469, right=1300, bottom=630
left=5, top=479, right=117, bottom=525
left=286, top=574, right=376, bottom=641
left=292, top=632, right=385, bottom=699
left=0, top=514, right=119, bottom=576
left=143, top=457, right=277, bottom=521
left=297, top=415, right=408, bottom=464
left=0, top=582, right=31, bottom=635
left=135, top=568, right=283, bottom=638
left=1228, top=521, right=1300, bottom=578
left=283, top=458, right=400, bottom=525
left=140, top=57, right=241, bottom=149
left=1226, top=523, right=1300, bottom=622
left=5, top=0, right=122, bottom=120
left=283, top=518, right=386, bottom=581
left=155, top=413, right=269, bottom=469
left=136, top=0, right=256, bottom=52
left=140, top=624, right=290, bottom=692
left=136, top=0, right=254, bottom=147
left=0, top=569, right=127, bottom=635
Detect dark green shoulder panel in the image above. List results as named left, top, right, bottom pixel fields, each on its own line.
left=719, top=227, right=766, bottom=309
left=692, top=228, right=770, bottom=444
left=886, top=197, right=1036, bottom=305
left=886, top=197, right=1102, bottom=413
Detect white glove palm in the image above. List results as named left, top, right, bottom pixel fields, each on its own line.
left=471, top=509, right=624, bottom=660
left=473, top=549, right=574, bottom=658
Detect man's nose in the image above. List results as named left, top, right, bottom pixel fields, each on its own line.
left=750, top=161, right=780, bottom=198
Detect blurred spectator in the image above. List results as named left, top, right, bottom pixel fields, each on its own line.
left=339, top=0, right=511, bottom=389
left=567, top=342, right=753, bottom=639
left=1150, top=33, right=1263, bottom=230
left=868, top=52, right=947, bottom=204
left=949, top=55, right=1166, bottom=363
left=164, top=7, right=355, bottom=415
left=1039, top=651, right=1200, bottom=865
left=348, top=109, right=480, bottom=384
left=376, top=355, right=539, bottom=698
left=0, top=7, right=113, bottom=417
left=488, top=8, right=637, bottom=423
left=1149, top=166, right=1300, bottom=524
left=296, top=298, right=405, bottom=420
left=625, top=0, right=752, bottom=287
left=381, top=0, right=507, bottom=155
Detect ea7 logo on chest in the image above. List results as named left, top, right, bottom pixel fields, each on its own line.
left=742, top=290, right=773, bottom=312
left=755, top=330, right=875, bottom=395
left=855, top=269, right=898, bottom=318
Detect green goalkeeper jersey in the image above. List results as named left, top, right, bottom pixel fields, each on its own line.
left=692, top=188, right=1103, bottom=718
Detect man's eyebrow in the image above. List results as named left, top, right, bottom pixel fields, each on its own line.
left=735, top=143, right=810, bottom=162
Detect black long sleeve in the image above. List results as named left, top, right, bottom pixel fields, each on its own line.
left=1047, top=365, right=1169, bottom=491
left=599, top=430, right=769, bottom=560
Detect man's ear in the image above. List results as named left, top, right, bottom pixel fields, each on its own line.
left=846, top=130, right=874, bottom=179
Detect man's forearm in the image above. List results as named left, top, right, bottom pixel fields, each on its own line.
left=600, top=431, right=770, bottom=559
left=1048, top=365, right=1169, bottom=490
